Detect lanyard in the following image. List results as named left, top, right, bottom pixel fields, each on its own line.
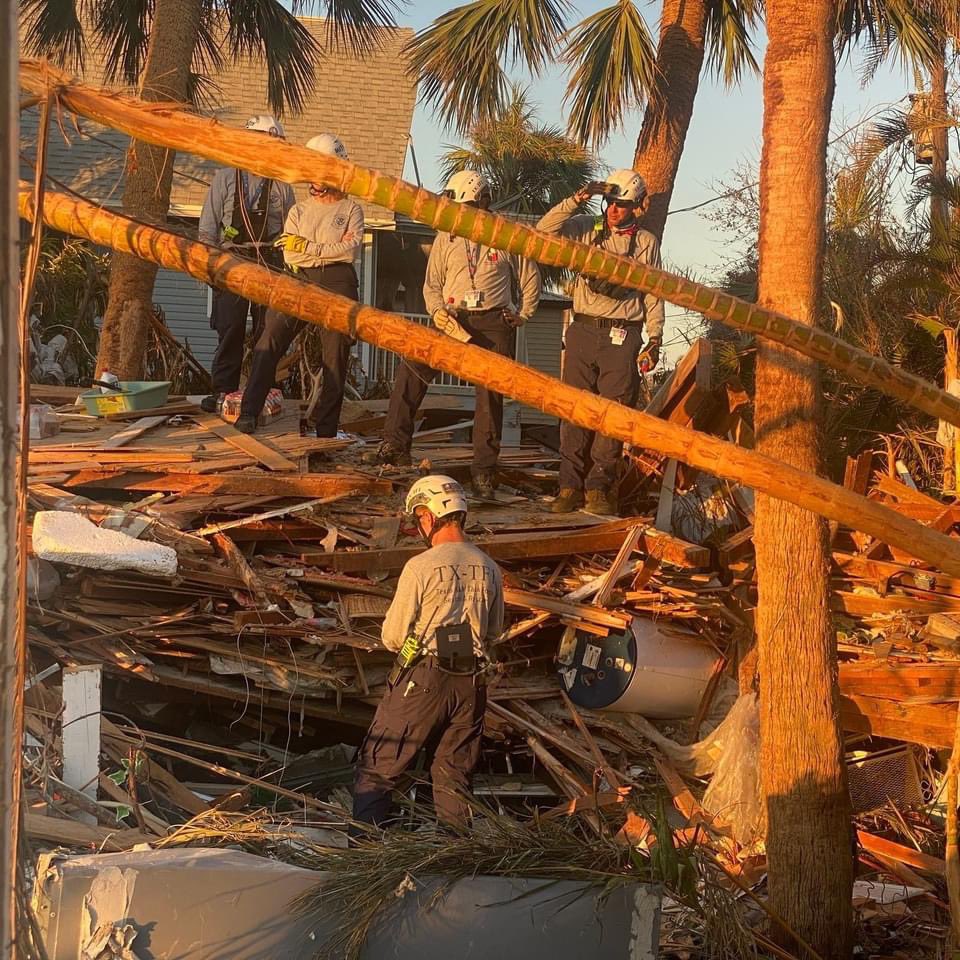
left=463, top=238, right=483, bottom=287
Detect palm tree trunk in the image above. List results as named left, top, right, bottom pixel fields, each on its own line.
left=22, top=59, right=960, bottom=433
left=23, top=179, right=960, bottom=586
left=755, top=1, right=853, bottom=956
left=631, top=0, right=709, bottom=241
left=95, top=0, right=201, bottom=378
left=930, top=40, right=950, bottom=244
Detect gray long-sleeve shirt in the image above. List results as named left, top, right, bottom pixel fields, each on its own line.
left=381, top=541, right=504, bottom=657
left=536, top=197, right=665, bottom=339
left=280, top=197, right=364, bottom=269
left=198, top=168, right=294, bottom=245
left=423, top=232, right=541, bottom=318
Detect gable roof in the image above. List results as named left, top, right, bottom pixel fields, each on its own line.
left=19, top=19, right=417, bottom=225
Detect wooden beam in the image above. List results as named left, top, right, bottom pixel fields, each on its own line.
left=64, top=470, right=390, bottom=499
left=840, top=661, right=960, bottom=702
left=303, top=519, right=709, bottom=573
left=61, top=665, right=101, bottom=825
left=840, top=694, right=957, bottom=748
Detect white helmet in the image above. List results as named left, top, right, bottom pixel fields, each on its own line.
left=604, top=169, right=647, bottom=203
left=443, top=170, right=490, bottom=204
left=305, top=133, right=349, bottom=160
left=405, top=475, right=468, bottom=521
left=246, top=114, right=284, bottom=138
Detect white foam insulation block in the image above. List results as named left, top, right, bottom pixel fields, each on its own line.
left=33, top=511, right=178, bottom=578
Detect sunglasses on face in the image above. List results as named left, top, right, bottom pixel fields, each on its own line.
left=609, top=200, right=636, bottom=209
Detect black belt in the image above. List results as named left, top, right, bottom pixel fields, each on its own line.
left=423, top=654, right=487, bottom=678
left=573, top=313, right=641, bottom=329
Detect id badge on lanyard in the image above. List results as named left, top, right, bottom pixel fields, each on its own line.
left=463, top=239, right=485, bottom=310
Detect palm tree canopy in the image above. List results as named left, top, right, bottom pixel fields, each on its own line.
left=19, top=0, right=403, bottom=115
left=406, top=0, right=763, bottom=147
left=439, top=86, right=600, bottom=215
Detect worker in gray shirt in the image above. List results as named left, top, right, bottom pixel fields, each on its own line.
left=198, top=115, right=294, bottom=414
left=537, top=170, right=665, bottom=516
left=237, top=133, right=362, bottom=436
left=365, top=171, right=541, bottom=499
left=353, top=475, right=503, bottom=830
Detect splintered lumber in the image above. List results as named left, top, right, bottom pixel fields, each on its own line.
left=25, top=811, right=152, bottom=851
left=505, top=588, right=631, bottom=630
left=840, top=694, right=957, bottom=748
left=22, top=186, right=960, bottom=578
left=102, top=415, right=169, bottom=449
left=21, top=61, right=960, bottom=433
left=840, top=661, right=960, bottom=702
left=63, top=471, right=390, bottom=499
left=304, top=520, right=708, bottom=573
left=192, top=413, right=298, bottom=472
left=857, top=830, right=946, bottom=877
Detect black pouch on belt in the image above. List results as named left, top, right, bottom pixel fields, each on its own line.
left=435, top=622, right=473, bottom=672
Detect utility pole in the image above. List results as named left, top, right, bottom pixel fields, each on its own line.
left=0, top=8, right=21, bottom=952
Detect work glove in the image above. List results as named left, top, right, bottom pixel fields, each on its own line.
left=502, top=309, right=526, bottom=328
left=273, top=233, right=312, bottom=255
left=432, top=308, right=471, bottom=344
left=639, top=336, right=661, bottom=373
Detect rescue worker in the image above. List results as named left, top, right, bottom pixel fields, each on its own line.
left=198, top=115, right=294, bottom=414
left=236, top=133, right=362, bottom=436
left=352, top=475, right=504, bottom=829
left=364, top=171, right=541, bottom=499
left=537, top=171, right=664, bottom=516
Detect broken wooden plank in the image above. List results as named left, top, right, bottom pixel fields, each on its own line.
left=65, top=470, right=390, bottom=499
left=505, top=587, right=631, bottom=630
left=840, top=694, right=957, bottom=748
left=857, top=830, right=946, bottom=877
left=25, top=810, right=152, bottom=851
left=192, top=412, right=299, bottom=471
left=303, top=519, right=709, bottom=573
left=101, top=414, right=169, bottom=449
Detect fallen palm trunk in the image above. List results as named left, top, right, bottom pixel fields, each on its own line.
left=21, top=182, right=960, bottom=579
left=18, top=58, right=960, bottom=430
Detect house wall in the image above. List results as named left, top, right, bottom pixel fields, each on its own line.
left=153, top=270, right=215, bottom=368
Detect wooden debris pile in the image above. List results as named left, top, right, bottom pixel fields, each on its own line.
left=19, top=366, right=960, bottom=958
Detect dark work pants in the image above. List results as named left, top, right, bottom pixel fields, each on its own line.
left=559, top=319, right=643, bottom=491
left=353, top=660, right=486, bottom=828
left=240, top=264, right=358, bottom=436
left=209, top=289, right=268, bottom=395
left=383, top=309, right=512, bottom=475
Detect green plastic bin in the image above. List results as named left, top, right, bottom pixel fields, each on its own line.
left=79, top=380, right=172, bottom=417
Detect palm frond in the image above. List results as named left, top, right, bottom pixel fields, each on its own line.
left=835, top=0, right=943, bottom=77
left=89, top=0, right=152, bottom=87
left=405, top=0, right=571, bottom=134
left=292, top=0, right=402, bottom=56
left=561, top=0, right=658, bottom=147
left=704, top=0, right=762, bottom=86
left=19, top=0, right=86, bottom=71
left=223, top=0, right=322, bottom=116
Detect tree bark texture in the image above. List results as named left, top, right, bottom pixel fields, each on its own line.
left=930, top=42, right=950, bottom=244
left=632, top=0, right=709, bottom=241
left=23, top=179, right=960, bottom=584
left=96, top=0, right=201, bottom=379
left=20, top=59, right=960, bottom=432
left=755, top=2, right=853, bottom=956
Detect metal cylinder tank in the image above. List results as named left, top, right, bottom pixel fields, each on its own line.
left=558, top=617, right=721, bottom=719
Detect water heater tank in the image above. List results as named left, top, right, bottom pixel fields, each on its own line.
left=558, top=617, right=721, bottom=719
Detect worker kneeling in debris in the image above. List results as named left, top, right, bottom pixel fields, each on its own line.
left=236, top=133, right=362, bottom=436
left=352, top=476, right=504, bottom=829
left=364, top=171, right=540, bottom=500
left=537, top=171, right=665, bottom=516
left=199, top=115, right=294, bottom=415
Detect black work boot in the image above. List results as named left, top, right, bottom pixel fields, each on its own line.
left=200, top=393, right=224, bottom=413
left=472, top=471, right=497, bottom=499
left=585, top=488, right=618, bottom=517
left=361, top=442, right=412, bottom=467
left=551, top=488, right=585, bottom=513
left=234, top=415, right=257, bottom=435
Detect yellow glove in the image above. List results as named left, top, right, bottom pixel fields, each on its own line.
left=432, top=308, right=471, bottom=343
left=273, top=233, right=311, bottom=255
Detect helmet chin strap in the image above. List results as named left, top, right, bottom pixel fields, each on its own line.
left=415, top=512, right=438, bottom=547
